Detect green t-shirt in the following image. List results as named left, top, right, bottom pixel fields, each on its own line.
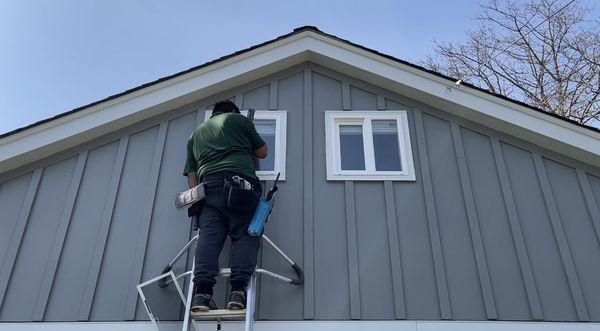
left=183, top=112, right=265, bottom=180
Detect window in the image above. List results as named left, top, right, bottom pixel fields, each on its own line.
left=205, top=109, right=287, bottom=180
left=325, top=111, right=415, bottom=181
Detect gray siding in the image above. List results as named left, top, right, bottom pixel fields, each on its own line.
left=45, top=141, right=120, bottom=321
left=1, top=62, right=600, bottom=322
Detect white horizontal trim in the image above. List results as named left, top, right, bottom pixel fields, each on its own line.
left=203, top=110, right=287, bottom=181
left=2, top=320, right=599, bottom=331
left=1, top=29, right=598, bottom=174
left=325, top=111, right=416, bottom=181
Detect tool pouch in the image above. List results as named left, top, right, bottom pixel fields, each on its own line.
left=174, top=183, right=205, bottom=210
left=222, top=176, right=260, bottom=213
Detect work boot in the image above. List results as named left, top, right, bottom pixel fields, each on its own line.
left=191, top=293, right=217, bottom=312
left=226, top=291, right=247, bottom=310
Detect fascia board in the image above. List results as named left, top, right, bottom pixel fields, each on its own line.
left=0, top=32, right=313, bottom=173
left=301, top=34, right=600, bottom=166
left=0, top=30, right=598, bottom=173
left=307, top=33, right=598, bottom=140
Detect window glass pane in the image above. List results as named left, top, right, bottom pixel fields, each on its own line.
left=372, top=120, right=402, bottom=171
left=253, top=119, right=276, bottom=171
left=339, top=125, right=365, bottom=170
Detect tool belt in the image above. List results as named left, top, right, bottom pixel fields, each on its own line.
left=175, top=172, right=261, bottom=216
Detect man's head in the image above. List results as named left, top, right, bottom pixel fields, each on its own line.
left=211, top=100, right=240, bottom=118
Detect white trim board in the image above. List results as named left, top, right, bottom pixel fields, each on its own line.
left=2, top=321, right=600, bottom=331
left=1, top=29, right=598, bottom=174
left=325, top=110, right=416, bottom=181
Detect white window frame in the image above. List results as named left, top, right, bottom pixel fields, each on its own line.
left=325, top=110, right=415, bottom=181
left=204, top=109, right=287, bottom=181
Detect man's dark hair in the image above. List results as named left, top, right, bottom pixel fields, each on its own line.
left=212, top=100, right=240, bottom=116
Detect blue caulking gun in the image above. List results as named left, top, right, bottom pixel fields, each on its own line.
left=247, top=173, right=280, bottom=237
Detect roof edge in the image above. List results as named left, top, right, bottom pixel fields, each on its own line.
left=0, top=26, right=321, bottom=140
left=1, top=25, right=597, bottom=141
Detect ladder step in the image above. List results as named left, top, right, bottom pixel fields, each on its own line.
left=218, top=268, right=231, bottom=277
left=191, top=309, right=246, bottom=320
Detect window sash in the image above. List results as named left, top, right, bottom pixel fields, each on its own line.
left=372, top=119, right=403, bottom=171
left=254, top=119, right=277, bottom=172
left=335, top=119, right=366, bottom=171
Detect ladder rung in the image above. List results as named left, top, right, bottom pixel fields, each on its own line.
left=217, top=268, right=231, bottom=277
left=191, top=309, right=246, bottom=320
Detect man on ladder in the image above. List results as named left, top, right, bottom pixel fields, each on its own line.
left=182, top=100, right=267, bottom=313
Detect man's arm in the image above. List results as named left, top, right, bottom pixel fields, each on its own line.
left=254, top=145, right=268, bottom=159
left=183, top=136, right=199, bottom=188
left=244, top=116, right=268, bottom=160
left=187, top=172, right=199, bottom=189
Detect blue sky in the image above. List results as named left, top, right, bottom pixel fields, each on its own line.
left=0, top=1, right=596, bottom=134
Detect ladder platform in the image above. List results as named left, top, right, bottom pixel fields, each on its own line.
left=191, top=309, right=246, bottom=320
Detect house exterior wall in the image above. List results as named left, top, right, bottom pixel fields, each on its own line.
left=1, top=62, right=600, bottom=323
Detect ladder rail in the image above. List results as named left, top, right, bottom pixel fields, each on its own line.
left=168, top=235, right=198, bottom=270
left=138, top=216, right=304, bottom=331
left=136, top=270, right=187, bottom=329
left=244, top=274, right=257, bottom=331
left=261, top=235, right=304, bottom=285
left=182, top=258, right=195, bottom=331
left=255, top=268, right=293, bottom=284
left=262, top=235, right=293, bottom=265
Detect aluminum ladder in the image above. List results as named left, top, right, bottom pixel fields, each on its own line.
left=137, top=215, right=304, bottom=331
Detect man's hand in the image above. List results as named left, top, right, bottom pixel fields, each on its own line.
left=187, top=172, right=199, bottom=189
left=254, top=145, right=268, bottom=159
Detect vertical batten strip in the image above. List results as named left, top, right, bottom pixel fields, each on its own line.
left=124, top=122, right=169, bottom=320
left=383, top=181, right=407, bottom=319
left=377, top=95, right=386, bottom=110
left=532, top=153, right=589, bottom=321
left=33, top=152, right=88, bottom=321
left=490, top=138, right=543, bottom=320
left=78, top=136, right=129, bottom=321
left=342, top=78, right=360, bottom=319
left=413, top=108, right=452, bottom=319
left=236, top=93, right=244, bottom=109
left=450, top=123, right=497, bottom=320
left=302, top=68, right=315, bottom=319
left=576, top=169, right=600, bottom=244
left=0, top=169, right=42, bottom=309
left=269, top=81, right=278, bottom=110
left=342, top=82, right=351, bottom=110
left=257, top=181, right=274, bottom=320
left=196, top=108, right=205, bottom=126
left=344, top=181, right=362, bottom=319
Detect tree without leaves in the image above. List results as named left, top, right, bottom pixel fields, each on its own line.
left=423, top=0, right=600, bottom=125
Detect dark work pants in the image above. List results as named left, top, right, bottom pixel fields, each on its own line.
left=192, top=171, right=261, bottom=295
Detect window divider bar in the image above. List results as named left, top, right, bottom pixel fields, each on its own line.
left=363, top=118, right=376, bottom=172
left=394, top=119, right=405, bottom=172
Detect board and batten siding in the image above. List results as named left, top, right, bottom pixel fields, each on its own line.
left=1, top=62, right=600, bottom=322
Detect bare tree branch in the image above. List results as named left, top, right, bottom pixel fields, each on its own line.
left=423, top=0, right=599, bottom=126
